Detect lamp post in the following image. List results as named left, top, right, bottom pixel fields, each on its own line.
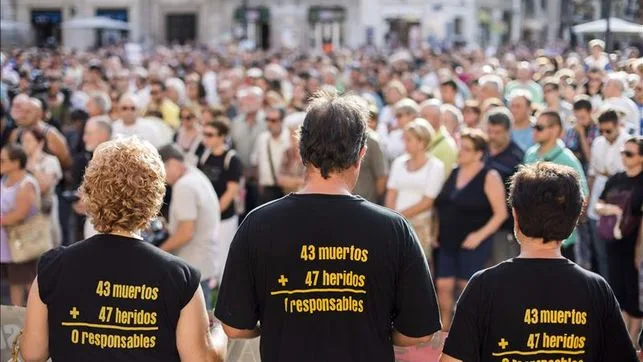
left=603, top=0, right=612, bottom=52
left=241, top=0, right=248, bottom=40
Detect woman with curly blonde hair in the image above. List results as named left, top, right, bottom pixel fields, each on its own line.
left=20, top=137, right=225, bottom=361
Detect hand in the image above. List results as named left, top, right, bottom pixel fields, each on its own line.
left=605, top=204, right=623, bottom=216
left=462, top=231, right=485, bottom=250
left=574, top=122, right=586, bottom=136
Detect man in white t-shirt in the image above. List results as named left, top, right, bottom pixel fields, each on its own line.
left=602, top=74, right=640, bottom=135
left=111, top=94, right=162, bottom=147
left=252, top=106, right=289, bottom=204
left=159, top=144, right=221, bottom=310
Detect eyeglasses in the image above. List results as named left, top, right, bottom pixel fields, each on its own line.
left=599, top=128, right=613, bottom=135
left=621, top=150, right=636, bottom=158
left=532, top=124, right=551, bottom=132
left=203, top=131, right=219, bottom=138
left=121, top=106, right=136, bottom=111
left=266, top=117, right=281, bottom=123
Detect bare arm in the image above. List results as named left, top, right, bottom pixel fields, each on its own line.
left=20, top=278, right=49, bottom=362
left=392, top=329, right=434, bottom=347
left=595, top=200, right=622, bottom=216
left=176, top=286, right=227, bottom=362
left=401, top=197, right=435, bottom=219
left=46, top=131, right=72, bottom=170
left=0, top=181, right=37, bottom=226
left=160, top=220, right=195, bottom=252
left=385, top=189, right=397, bottom=210
left=221, top=322, right=261, bottom=339
left=376, top=176, right=387, bottom=198
left=219, top=181, right=239, bottom=213
left=478, top=170, right=508, bottom=239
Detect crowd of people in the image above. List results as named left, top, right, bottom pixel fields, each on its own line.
left=1, top=38, right=642, bottom=347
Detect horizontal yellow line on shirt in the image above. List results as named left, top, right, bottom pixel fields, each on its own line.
left=492, top=349, right=585, bottom=357
left=61, top=322, right=158, bottom=331
left=270, top=288, right=367, bottom=296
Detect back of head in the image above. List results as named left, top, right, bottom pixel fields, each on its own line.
left=300, top=89, right=368, bottom=179
left=509, top=162, right=583, bottom=242
left=80, top=137, right=166, bottom=233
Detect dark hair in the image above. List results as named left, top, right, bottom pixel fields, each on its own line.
left=539, top=110, right=562, bottom=128
left=22, top=127, right=46, bottom=144
left=150, top=80, right=166, bottom=91
left=440, top=79, right=458, bottom=91
left=625, top=136, right=643, bottom=155
left=3, top=143, right=28, bottom=169
left=460, top=128, right=488, bottom=152
left=487, top=110, right=512, bottom=130
left=509, top=162, right=583, bottom=243
left=158, top=144, right=185, bottom=163
left=205, top=117, right=231, bottom=137
left=266, top=106, right=286, bottom=121
left=70, top=109, right=90, bottom=123
left=572, top=98, right=592, bottom=112
left=203, top=105, right=225, bottom=118
left=300, top=89, right=368, bottom=179
left=598, top=109, right=619, bottom=125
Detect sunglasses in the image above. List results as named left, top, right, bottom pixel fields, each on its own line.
left=532, top=124, right=551, bottom=132
left=203, top=132, right=219, bottom=138
left=599, top=128, right=613, bottom=135
left=121, top=106, right=136, bottom=111
left=266, top=117, right=281, bottom=123
left=621, top=150, right=636, bottom=158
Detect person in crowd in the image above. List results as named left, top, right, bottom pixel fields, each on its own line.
left=173, top=106, right=203, bottom=167
left=542, top=77, right=573, bottom=127
left=217, top=80, right=238, bottom=120
left=252, top=106, right=289, bottom=204
left=595, top=136, right=643, bottom=343
left=584, top=39, right=611, bottom=70
left=439, top=79, right=458, bottom=106
left=19, top=137, right=226, bottom=361
left=354, top=105, right=388, bottom=204
left=564, top=97, right=599, bottom=174
left=485, top=108, right=525, bottom=265
left=85, top=92, right=111, bottom=119
left=386, top=118, right=445, bottom=264
left=69, top=118, right=112, bottom=242
left=420, top=99, right=458, bottom=176
left=198, top=117, right=243, bottom=287
left=159, top=144, right=220, bottom=310
left=277, top=112, right=306, bottom=193
left=586, top=109, right=629, bottom=277
left=215, top=89, right=441, bottom=361
left=21, top=128, right=62, bottom=247
left=434, top=128, right=508, bottom=330
left=441, top=104, right=464, bottom=141
left=524, top=110, right=589, bottom=262
left=386, top=98, right=419, bottom=161
left=9, top=95, right=72, bottom=169
left=440, top=162, right=637, bottom=362
left=111, top=93, right=161, bottom=147
left=462, top=100, right=481, bottom=128
left=378, top=80, right=407, bottom=138
left=147, top=79, right=181, bottom=130
left=231, top=86, right=266, bottom=216
left=0, top=144, right=40, bottom=306
left=504, top=61, right=544, bottom=104
left=45, top=70, right=70, bottom=130
left=509, top=90, right=536, bottom=152
left=603, top=74, right=640, bottom=135
left=477, top=74, right=504, bottom=105
left=585, top=66, right=605, bottom=109
left=185, top=73, right=206, bottom=115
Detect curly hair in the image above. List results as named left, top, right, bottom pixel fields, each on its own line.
left=80, top=137, right=166, bottom=233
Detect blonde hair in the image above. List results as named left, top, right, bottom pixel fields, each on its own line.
left=80, top=137, right=166, bottom=233
left=404, top=118, right=435, bottom=150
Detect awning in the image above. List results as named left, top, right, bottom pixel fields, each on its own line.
left=62, top=16, right=130, bottom=31
left=572, top=17, right=643, bottom=34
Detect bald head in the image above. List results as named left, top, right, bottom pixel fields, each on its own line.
left=84, top=117, right=113, bottom=152
left=10, top=94, right=31, bottom=125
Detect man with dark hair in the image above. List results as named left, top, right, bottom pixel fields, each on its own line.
left=564, top=97, right=598, bottom=173
left=439, top=79, right=458, bottom=106
left=440, top=162, right=637, bottom=362
left=252, top=106, right=288, bottom=204
left=586, top=109, right=629, bottom=277
left=158, top=143, right=220, bottom=309
left=216, top=89, right=441, bottom=361
left=148, top=79, right=180, bottom=129
left=485, top=108, right=525, bottom=264
left=524, top=111, right=589, bottom=261
left=509, top=90, right=536, bottom=152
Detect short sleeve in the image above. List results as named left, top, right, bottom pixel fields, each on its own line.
left=214, top=219, right=259, bottom=329
left=38, top=246, right=66, bottom=304
left=178, top=262, right=201, bottom=309
left=226, top=154, right=243, bottom=183
left=172, top=182, right=198, bottom=221
left=599, top=175, right=616, bottom=201
left=386, top=158, right=401, bottom=190
left=442, top=273, right=483, bottom=361
left=424, top=160, right=445, bottom=199
left=43, top=156, right=62, bottom=182
left=392, top=218, right=442, bottom=337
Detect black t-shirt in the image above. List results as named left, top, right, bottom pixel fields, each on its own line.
left=215, top=194, right=441, bottom=362
left=38, top=234, right=201, bottom=361
left=600, top=171, right=643, bottom=219
left=443, top=258, right=637, bottom=362
left=198, top=149, right=243, bottom=220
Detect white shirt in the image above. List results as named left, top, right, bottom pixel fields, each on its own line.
left=587, top=131, right=628, bottom=220
left=112, top=118, right=162, bottom=148
left=386, top=129, right=406, bottom=162
left=252, top=130, right=290, bottom=186
left=387, top=155, right=445, bottom=219
left=604, top=96, right=640, bottom=136
left=584, top=54, right=610, bottom=70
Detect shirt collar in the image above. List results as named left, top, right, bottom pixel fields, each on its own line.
left=539, top=139, right=565, bottom=159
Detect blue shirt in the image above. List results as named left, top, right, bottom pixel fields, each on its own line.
left=511, top=127, right=535, bottom=153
